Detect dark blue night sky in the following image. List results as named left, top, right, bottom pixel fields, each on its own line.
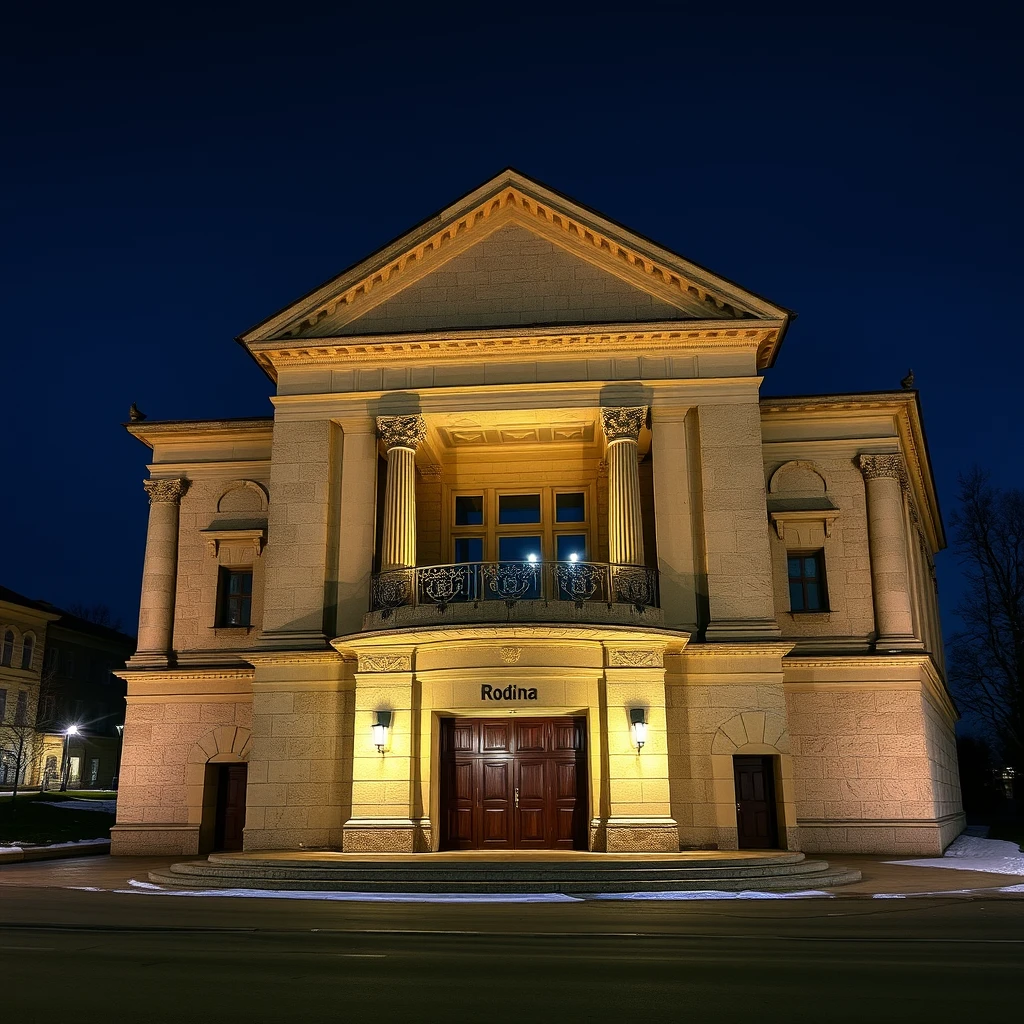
left=2, top=5, right=1022, bottom=634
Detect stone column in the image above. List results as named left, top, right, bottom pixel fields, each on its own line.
left=135, top=478, right=188, bottom=664
left=601, top=407, right=646, bottom=565
left=377, top=415, right=426, bottom=571
left=858, top=454, right=922, bottom=650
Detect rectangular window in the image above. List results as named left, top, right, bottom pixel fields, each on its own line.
left=498, top=493, right=541, bottom=525
left=496, top=535, right=541, bottom=599
left=555, top=533, right=588, bottom=562
left=14, top=691, right=27, bottom=726
left=555, top=491, right=586, bottom=523
left=453, top=537, right=483, bottom=563
left=218, top=568, right=253, bottom=627
left=788, top=551, right=828, bottom=612
left=454, top=495, right=484, bottom=526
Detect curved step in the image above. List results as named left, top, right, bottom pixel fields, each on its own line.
left=145, top=866, right=862, bottom=893
left=157, top=858, right=835, bottom=884
left=145, top=852, right=862, bottom=894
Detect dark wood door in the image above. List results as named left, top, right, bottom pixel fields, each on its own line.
left=440, top=717, right=586, bottom=851
left=734, top=755, right=778, bottom=849
left=214, top=764, right=248, bottom=851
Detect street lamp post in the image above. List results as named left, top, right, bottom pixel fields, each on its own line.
left=60, top=725, right=79, bottom=792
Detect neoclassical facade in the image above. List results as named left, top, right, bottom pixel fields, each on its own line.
left=112, top=170, right=962, bottom=858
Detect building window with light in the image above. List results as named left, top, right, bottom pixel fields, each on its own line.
left=788, top=551, right=828, bottom=612
left=218, top=568, right=253, bottom=627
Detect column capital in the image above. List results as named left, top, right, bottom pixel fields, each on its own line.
left=376, top=415, right=427, bottom=451
left=601, top=406, right=646, bottom=443
left=857, top=453, right=905, bottom=483
left=143, top=478, right=189, bottom=505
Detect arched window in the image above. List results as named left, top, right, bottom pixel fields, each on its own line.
left=21, top=635, right=34, bottom=670
left=1, top=631, right=13, bottom=667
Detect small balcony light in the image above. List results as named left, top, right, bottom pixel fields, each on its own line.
left=371, top=710, right=392, bottom=754
left=527, top=553, right=539, bottom=563
left=629, top=707, right=648, bottom=753
left=568, top=552, right=579, bottom=562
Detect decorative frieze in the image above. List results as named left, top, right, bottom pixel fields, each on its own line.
left=377, top=415, right=427, bottom=451
left=144, top=478, right=189, bottom=504
left=601, top=407, right=646, bottom=444
left=359, top=653, right=412, bottom=673
left=608, top=648, right=662, bottom=668
left=500, top=646, right=522, bottom=664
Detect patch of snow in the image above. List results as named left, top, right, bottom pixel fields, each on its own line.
left=44, top=800, right=116, bottom=813
left=886, top=833, right=1024, bottom=877
left=998, top=883, right=1024, bottom=893
left=123, top=881, right=582, bottom=903
left=591, top=889, right=833, bottom=900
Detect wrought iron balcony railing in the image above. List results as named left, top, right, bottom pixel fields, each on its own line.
left=370, top=560, right=659, bottom=617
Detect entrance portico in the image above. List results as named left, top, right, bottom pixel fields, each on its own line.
left=334, top=625, right=687, bottom=855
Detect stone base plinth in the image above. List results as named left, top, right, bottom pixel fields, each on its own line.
left=342, top=817, right=431, bottom=853
left=110, top=824, right=199, bottom=857
left=602, top=817, right=680, bottom=853
left=799, top=814, right=966, bottom=856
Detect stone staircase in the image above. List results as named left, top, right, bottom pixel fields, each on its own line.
left=148, top=851, right=861, bottom=893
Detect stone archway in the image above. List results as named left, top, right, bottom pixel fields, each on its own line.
left=186, top=727, right=252, bottom=853
left=709, top=711, right=797, bottom=850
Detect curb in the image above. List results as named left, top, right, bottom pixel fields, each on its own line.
left=0, top=840, right=111, bottom=865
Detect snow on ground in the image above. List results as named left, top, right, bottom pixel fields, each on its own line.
left=123, top=879, right=833, bottom=903
left=124, top=881, right=582, bottom=903
left=886, top=833, right=1024, bottom=877
left=44, top=799, right=116, bottom=813
left=590, top=890, right=832, bottom=900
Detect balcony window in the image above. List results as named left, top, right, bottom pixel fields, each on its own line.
left=454, top=495, right=484, bottom=526
left=555, top=491, right=586, bottom=523
left=454, top=537, right=483, bottom=563
left=498, top=493, right=541, bottom=525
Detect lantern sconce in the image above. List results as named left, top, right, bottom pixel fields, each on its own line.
left=629, top=707, right=648, bottom=753
left=371, top=710, right=392, bottom=754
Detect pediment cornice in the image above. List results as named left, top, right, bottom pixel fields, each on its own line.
left=239, top=171, right=792, bottom=355
left=245, top=321, right=785, bottom=378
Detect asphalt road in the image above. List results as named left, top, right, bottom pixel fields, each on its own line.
left=1, top=887, right=1022, bottom=1023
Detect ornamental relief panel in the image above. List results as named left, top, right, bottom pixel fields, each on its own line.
left=607, top=648, right=662, bottom=668
left=359, top=653, right=412, bottom=673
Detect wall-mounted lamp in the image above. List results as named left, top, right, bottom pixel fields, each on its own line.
left=371, top=710, right=392, bottom=754
left=629, top=708, right=648, bottom=753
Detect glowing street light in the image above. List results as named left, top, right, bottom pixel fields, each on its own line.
left=60, top=724, right=80, bottom=791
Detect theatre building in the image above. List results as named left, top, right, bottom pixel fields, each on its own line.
left=112, top=170, right=963, bottom=859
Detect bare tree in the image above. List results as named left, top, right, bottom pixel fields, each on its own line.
left=0, top=698, right=45, bottom=811
left=66, top=603, right=123, bottom=632
left=948, top=470, right=1024, bottom=768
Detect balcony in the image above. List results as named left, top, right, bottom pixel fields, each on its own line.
left=364, top=560, right=662, bottom=631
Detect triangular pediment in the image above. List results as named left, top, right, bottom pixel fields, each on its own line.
left=241, top=170, right=791, bottom=346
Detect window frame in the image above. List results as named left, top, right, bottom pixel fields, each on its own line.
left=217, top=567, right=254, bottom=628
left=787, top=549, right=829, bottom=613
left=447, top=485, right=594, bottom=564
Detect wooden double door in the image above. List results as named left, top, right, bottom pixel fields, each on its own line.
left=440, top=717, right=587, bottom=851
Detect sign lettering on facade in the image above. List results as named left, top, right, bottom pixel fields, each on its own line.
left=481, top=684, right=538, bottom=702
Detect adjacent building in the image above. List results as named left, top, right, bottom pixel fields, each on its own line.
left=112, top=170, right=963, bottom=859
left=0, top=587, right=134, bottom=790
